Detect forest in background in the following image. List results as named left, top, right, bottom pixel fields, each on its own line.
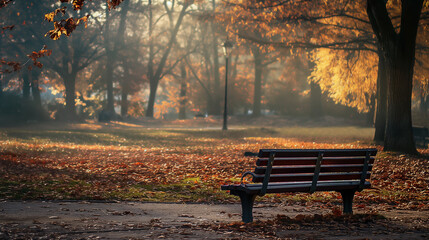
left=0, top=0, right=428, bottom=153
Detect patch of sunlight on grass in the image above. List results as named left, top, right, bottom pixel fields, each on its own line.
left=276, top=126, right=374, bottom=141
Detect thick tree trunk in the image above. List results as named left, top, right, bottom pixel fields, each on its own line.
left=373, top=52, right=387, bottom=143
left=146, top=82, right=158, bottom=118
left=252, top=47, right=263, bottom=117
left=64, top=72, right=77, bottom=119
left=310, top=81, right=323, bottom=118
left=383, top=48, right=416, bottom=153
left=367, top=0, right=423, bottom=153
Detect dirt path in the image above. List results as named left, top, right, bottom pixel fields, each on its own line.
left=1, top=201, right=428, bottom=239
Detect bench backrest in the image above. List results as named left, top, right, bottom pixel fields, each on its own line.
left=252, top=149, right=377, bottom=193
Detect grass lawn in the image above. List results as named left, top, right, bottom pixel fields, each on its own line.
left=0, top=120, right=428, bottom=212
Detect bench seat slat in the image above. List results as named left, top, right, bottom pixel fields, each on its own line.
left=254, top=164, right=373, bottom=174
left=221, top=180, right=371, bottom=194
left=252, top=172, right=370, bottom=182
left=258, top=149, right=377, bottom=158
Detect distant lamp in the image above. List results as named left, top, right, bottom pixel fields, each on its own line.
left=222, top=41, right=233, bottom=57
left=222, top=40, right=233, bottom=131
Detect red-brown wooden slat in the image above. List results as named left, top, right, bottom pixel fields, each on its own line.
left=258, top=149, right=377, bottom=158
left=257, top=157, right=375, bottom=166
left=254, top=165, right=373, bottom=174
left=252, top=172, right=371, bottom=183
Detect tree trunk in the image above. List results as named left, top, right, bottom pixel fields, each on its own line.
left=146, top=83, right=158, bottom=118
left=419, top=93, right=428, bottom=115
left=383, top=48, right=416, bottom=153
left=179, top=64, right=187, bottom=119
left=121, top=90, right=128, bottom=117
left=373, top=51, right=387, bottom=143
left=367, top=94, right=376, bottom=126
left=22, top=71, right=31, bottom=102
left=211, top=30, right=221, bottom=115
left=121, top=61, right=130, bottom=118
left=104, top=3, right=116, bottom=114
left=64, top=72, right=77, bottom=119
left=210, top=0, right=221, bottom=115
left=31, top=70, right=42, bottom=110
left=0, top=76, right=2, bottom=101
left=367, top=0, right=423, bottom=153
left=310, top=81, right=323, bottom=118
left=421, top=95, right=429, bottom=125
left=145, top=2, right=189, bottom=118
left=105, top=63, right=115, bottom=113
left=252, top=47, right=263, bottom=117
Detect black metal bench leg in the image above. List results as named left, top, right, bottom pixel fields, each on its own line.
left=339, top=189, right=356, bottom=214
left=235, top=192, right=257, bottom=223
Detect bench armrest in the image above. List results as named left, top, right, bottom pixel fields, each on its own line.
left=309, top=152, right=324, bottom=193
left=358, top=151, right=371, bottom=191
left=259, top=152, right=275, bottom=196
left=241, top=171, right=257, bottom=184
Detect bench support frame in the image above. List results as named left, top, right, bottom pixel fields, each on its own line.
left=231, top=190, right=257, bottom=223
left=339, top=189, right=356, bottom=214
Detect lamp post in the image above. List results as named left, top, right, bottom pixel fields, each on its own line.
left=222, top=40, right=233, bottom=130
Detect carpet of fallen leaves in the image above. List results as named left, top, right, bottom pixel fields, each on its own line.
left=0, top=120, right=428, bottom=212
left=204, top=212, right=429, bottom=239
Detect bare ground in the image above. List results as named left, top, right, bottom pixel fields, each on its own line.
left=1, top=201, right=428, bottom=239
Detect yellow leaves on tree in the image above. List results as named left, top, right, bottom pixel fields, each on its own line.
left=310, top=48, right=377, bottom=113
left=44, top=7, right=67, bottom=22
left=45, top=15, right=89, bottom=40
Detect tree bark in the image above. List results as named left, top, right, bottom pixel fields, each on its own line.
left=0, top=77, right=2, bottom=101
left=179, top=64, right=187, bottom=119
left=252, top=47, right=263, bottom=117
left=64, top=72, right=77, bottom=119
left=373, top=51, right=387, bottom=143
left=104, top=3, right=115, bottom=114
left=367, top=94, right=376, bottom=126
left=310, top=81, right=323, bottom=118
left=367, top=0, right=423, bottom=153
left=210, top=0, right=221, bottom=116
left=121, top=61, right=130, bottom=118
left=22, top=71, right=31, bottom=102
left=121, top=90, right=128, bottom=117
left=30, top=70, right=42, bottom=110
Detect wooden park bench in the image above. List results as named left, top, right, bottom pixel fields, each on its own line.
left=413, top=126, right=429, bottom=149
left=221, top=148, right=377, bottom=223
